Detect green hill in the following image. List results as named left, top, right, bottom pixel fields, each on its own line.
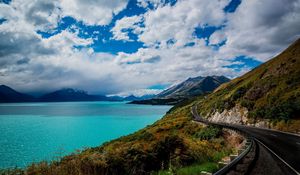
left=196, top=38, right=300, bottom=132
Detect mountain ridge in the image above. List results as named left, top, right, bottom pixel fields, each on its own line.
left=0, top=85, right=35, bottom=102
left=0, top=85, right=154, bottom=103
left=130, top=75, right=230, bottom=105
left=156, top=75, right=230, bottom=99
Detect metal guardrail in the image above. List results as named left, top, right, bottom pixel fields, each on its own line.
left=191, top=105, right=255, bottom=175
left=214, top=138, right=254, bottom=175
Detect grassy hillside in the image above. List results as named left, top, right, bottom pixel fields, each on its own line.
left=197, top=39, right=300, bottom=131
left=1, top=100, right=242, bottom=175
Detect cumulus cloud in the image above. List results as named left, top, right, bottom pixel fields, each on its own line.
left=109, top=88, right=162, bottom=97
left=111, top=15, right=143, bottom=41
left=0, top=0, right=300, bottom=96
left=219, top=0, right=300, bottom=61
left=60, top=0, right=128, bottom=25
left=111, top=0, right=229, bottom=47
left=209, top=30, right=226, bottom=45
left=139, top=0, right=229, bottom=47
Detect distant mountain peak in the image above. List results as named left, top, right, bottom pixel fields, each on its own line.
left=155, top=75, right=230, bottom=99
left=0, top=85, right=34, bottom=102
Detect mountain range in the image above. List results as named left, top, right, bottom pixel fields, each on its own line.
left=0, top=76, right=229, bottom=103
left=130, top=75, right=230, bottom=105
left=0, top=86, right=152, bottom=103
left=0, top=85, right=35, bottom=103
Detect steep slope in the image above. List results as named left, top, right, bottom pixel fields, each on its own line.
left=156, top=76, right=230, bottom=99
left=196, top=38, right=300, bottom=132
left=0, top=85, right=35, bottom=102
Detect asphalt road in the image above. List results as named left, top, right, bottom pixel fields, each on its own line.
left=191, top=106, right=300, bottom=174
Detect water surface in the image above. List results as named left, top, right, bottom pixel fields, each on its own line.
left=0, top=101, right=171, bottom=168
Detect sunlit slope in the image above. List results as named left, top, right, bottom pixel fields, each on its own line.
left=197, top=39, right=300, bottom=125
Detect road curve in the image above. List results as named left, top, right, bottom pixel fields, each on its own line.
left=191, top=105, right=300, bottom=175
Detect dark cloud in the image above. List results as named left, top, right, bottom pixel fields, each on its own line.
left=25, top=1, right=59, bottom=28
left=16, top=57, right=30, bottom=65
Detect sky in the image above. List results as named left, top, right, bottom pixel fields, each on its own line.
left=0, top=0, right=300, bottom=96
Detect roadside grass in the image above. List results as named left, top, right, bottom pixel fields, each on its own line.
left=155, top=162, right=219, bottom=175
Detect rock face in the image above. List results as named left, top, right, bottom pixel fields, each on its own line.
left=207, top=105, right=271, bottom=129
left=208, top=105, right=248, bottom=124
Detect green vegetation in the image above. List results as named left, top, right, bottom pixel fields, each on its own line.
left=194, top=125, right=222, bottom=140
left=196, top=39, right=300, bottom=132
left=156, top=162, right=219, bottom=175
left=1, top=101, right=237, bottom=175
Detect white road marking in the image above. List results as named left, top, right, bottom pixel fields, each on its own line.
left=270, top=134, right=277, bottom=137
left=255, top=139, right=300, bottom=175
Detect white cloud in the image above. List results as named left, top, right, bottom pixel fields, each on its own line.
left=60, top=0, right=128, bottom=25
left=111, top=15, right=143, bottom=41
left=109, top=88, right=162, bottom=97
left=138, top=0, right=230, bottom=47
left=1, top=0, right=300, bottom=96
left=209, top=30, right=226, bottom=45
left=218, top=0, right=300, bottom=61
left=111, top=0, right=230, bottom=47
left=137, top=0, right=167, bottom=9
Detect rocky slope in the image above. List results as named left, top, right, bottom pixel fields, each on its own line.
left=196, top=38, right=300, bottom=133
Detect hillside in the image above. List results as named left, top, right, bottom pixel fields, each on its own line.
left=196, top=38, right=300, bottom=132
left=0, top=85, right=35, bottom=102
left=131, top=76, right=230, bottom=105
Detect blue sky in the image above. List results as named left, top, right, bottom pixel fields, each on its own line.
left=0, top=0, right=299, bottom=96
left=37, top=0, right=241, bottom=54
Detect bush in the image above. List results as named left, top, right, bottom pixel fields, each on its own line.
left=194, top=126, right=221, bottom=140
left=240, top=99, right=254, bottom=110
left=231, top=86, right=248, bottom=101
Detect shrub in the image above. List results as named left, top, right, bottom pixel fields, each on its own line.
left=240, top=99, right=254, bottom=110
left=194, top=126, right=221, bottom=140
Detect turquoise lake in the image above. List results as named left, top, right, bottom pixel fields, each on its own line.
left=0, top=101, right=171, bottom=168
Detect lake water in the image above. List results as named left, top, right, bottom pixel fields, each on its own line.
left=0, top=101, right=171, bottom=168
